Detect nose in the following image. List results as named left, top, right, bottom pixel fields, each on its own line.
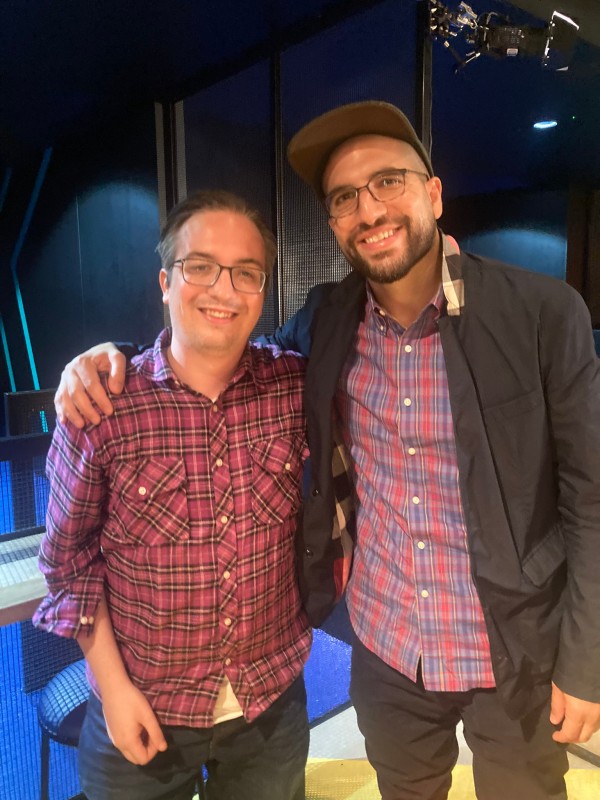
left=355, top=185, right=387, bottom=225
left=208, top=267, right=237, bottom=297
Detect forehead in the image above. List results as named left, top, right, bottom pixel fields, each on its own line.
left=322, top=134, right=424, bottom=193
left=175, top=209, right=265, bottom=263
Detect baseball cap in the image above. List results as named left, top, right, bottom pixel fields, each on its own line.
left=287, top=100, right=434, bottom=198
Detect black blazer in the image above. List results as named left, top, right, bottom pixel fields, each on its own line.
left=272, top=249, right=600, bottom=719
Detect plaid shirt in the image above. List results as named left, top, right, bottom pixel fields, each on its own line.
left=34, top=329, right=311, bottom=726
left=339, top=233, right=495, bottom=692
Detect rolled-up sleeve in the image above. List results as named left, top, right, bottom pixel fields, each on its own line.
left=33, top=421, right=107, bottom=638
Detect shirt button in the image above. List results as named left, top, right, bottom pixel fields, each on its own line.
left=80, top=616, right=88, bottom=625
left=223, top=570, right=231, bottom=580
left=417, top=541, right=426, bottom=550
left=412, top=496, right=420, bottom=505
left=284, top=462, right=291, bottom=471
left=138, top=486, right=147, bottom=496
left=421, top=590, right=430, bottom=598
left=215, top=458, right=223, bottom=467
left=224, top=658, right=232, bottom=666
left=408, top=447, right=416, bottom=455
left=224, top=617, right=232, bottom=627
left=212, top=404, right=219, bottom=412
left=404, top=344, right=413, bottom=353
left=88, top=615, right=95, bottom=624
left=403, top=398, right=412, bottom=407
left=220, top=515, right=228, bottom=524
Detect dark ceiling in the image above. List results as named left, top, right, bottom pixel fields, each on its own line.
left=1, top=0, right=599, bottom=195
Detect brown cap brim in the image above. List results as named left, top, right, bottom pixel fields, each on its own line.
left=287, top=100, right=433, bottom=198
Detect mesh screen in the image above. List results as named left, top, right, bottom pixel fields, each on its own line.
left=0, top=622, right=81, bottom=800
left=20, top=621, right=83, bottom=694
left=0, top=455, right=49, bottom=536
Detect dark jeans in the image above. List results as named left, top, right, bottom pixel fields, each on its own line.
left=78, top=676, right=309, bottom=800
left=350, top=634, right=568, bottom=800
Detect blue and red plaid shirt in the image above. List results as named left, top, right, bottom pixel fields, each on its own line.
left=34, top=328, right=311, bottom=726
left=339, top=234, right=495, bottom=692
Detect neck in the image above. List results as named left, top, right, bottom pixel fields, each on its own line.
left=367, top=238, right=442, bottom=328
left=167, top=342, right=245, bottom=399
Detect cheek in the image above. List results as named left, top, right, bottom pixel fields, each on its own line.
left=329, top=223, right=351, bottom=251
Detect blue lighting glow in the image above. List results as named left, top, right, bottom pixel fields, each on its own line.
left=533, top=120, right=558, bottom=130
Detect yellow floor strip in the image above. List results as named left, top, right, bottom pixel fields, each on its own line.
left=305, top=759, right=600, bottom=800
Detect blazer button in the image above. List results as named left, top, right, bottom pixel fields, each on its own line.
left=304, top=547, right=314, bottom=557
left=312, top=488, right=320, bottom=496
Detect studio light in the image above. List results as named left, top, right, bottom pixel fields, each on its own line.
left=429, top=2, right=580, bottom=71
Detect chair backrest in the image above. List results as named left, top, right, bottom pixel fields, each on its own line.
left=20, top=621, right=82, bottom=694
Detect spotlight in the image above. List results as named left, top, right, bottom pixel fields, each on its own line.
left=429, top=2, right=580, bottom=71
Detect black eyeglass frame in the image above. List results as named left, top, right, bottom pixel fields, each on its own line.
left=324, top=168, right=430, bottom=219
left=171, top=258, right=267, bottom=294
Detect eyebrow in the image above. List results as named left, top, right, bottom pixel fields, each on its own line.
left=183, top=251, right=264, bottom=268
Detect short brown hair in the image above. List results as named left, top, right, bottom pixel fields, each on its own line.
left=157, top=190, right=276, bottom=294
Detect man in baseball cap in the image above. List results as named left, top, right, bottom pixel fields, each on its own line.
left=284, top=99, right=600, bottom=800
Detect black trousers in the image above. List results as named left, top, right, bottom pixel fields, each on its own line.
left=350, top=634, right=568, bottom=800
left=78, top=676, right=309, bottom=800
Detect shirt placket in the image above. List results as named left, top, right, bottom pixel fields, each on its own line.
left=210, top=399, right=238, bottom=667
left=395, top=316, right=437, bottom=678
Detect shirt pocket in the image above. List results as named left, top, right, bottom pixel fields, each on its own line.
left=249, top=435, right=303, bottom=525
left=106, top=457, right=190, bottom=546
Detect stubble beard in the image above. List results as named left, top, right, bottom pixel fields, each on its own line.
left=340, top=214, right=438, bottom=284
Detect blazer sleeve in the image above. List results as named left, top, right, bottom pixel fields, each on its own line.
left=541, top=286, right=600, bottom=700
left=256, top=283, right=337, bottom=356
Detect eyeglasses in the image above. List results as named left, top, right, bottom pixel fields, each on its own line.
left=172, top=258, right=267, bottom=294
left=324, top=169, right=430, bottom=219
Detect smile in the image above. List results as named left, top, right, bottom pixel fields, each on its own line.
left=363, top=228, right=397, bottom=244
left=200, top=307, right=238, bottom=321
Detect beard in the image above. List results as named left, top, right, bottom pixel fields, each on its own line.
left=340, top=213, right=438, bottom=284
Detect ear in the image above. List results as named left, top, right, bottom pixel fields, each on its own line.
left=159, top=269, right=170, bottom=305
left=427, top=176, right=444, bottom=221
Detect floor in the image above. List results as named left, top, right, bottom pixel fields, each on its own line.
left=306, top=706, right=600, bottom=799
left=309, top=705, right=600, bottom=769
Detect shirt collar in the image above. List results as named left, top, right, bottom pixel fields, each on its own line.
left=136, top=328, right=253, bottom=393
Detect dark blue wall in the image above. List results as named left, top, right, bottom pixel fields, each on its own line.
left=441, top=188, right=568, bottom=279
left=0, top=104, right=162, bottom=418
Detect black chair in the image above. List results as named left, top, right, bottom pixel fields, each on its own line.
left=37, top=658, right=89, bottom=800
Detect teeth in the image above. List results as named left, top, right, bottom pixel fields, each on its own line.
left=364, top=229, right=395, bottom=244
left=204, top=309, right=234, bottom=319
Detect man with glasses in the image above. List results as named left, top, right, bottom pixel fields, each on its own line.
left=34, top=190, right=313, bottom=800
left=54, top=100, right=600, bottom=800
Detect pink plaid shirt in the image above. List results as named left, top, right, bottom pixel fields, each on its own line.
left=339, top=238, right=495, bottom=692
left=34, top=329, right=311, bottom=726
